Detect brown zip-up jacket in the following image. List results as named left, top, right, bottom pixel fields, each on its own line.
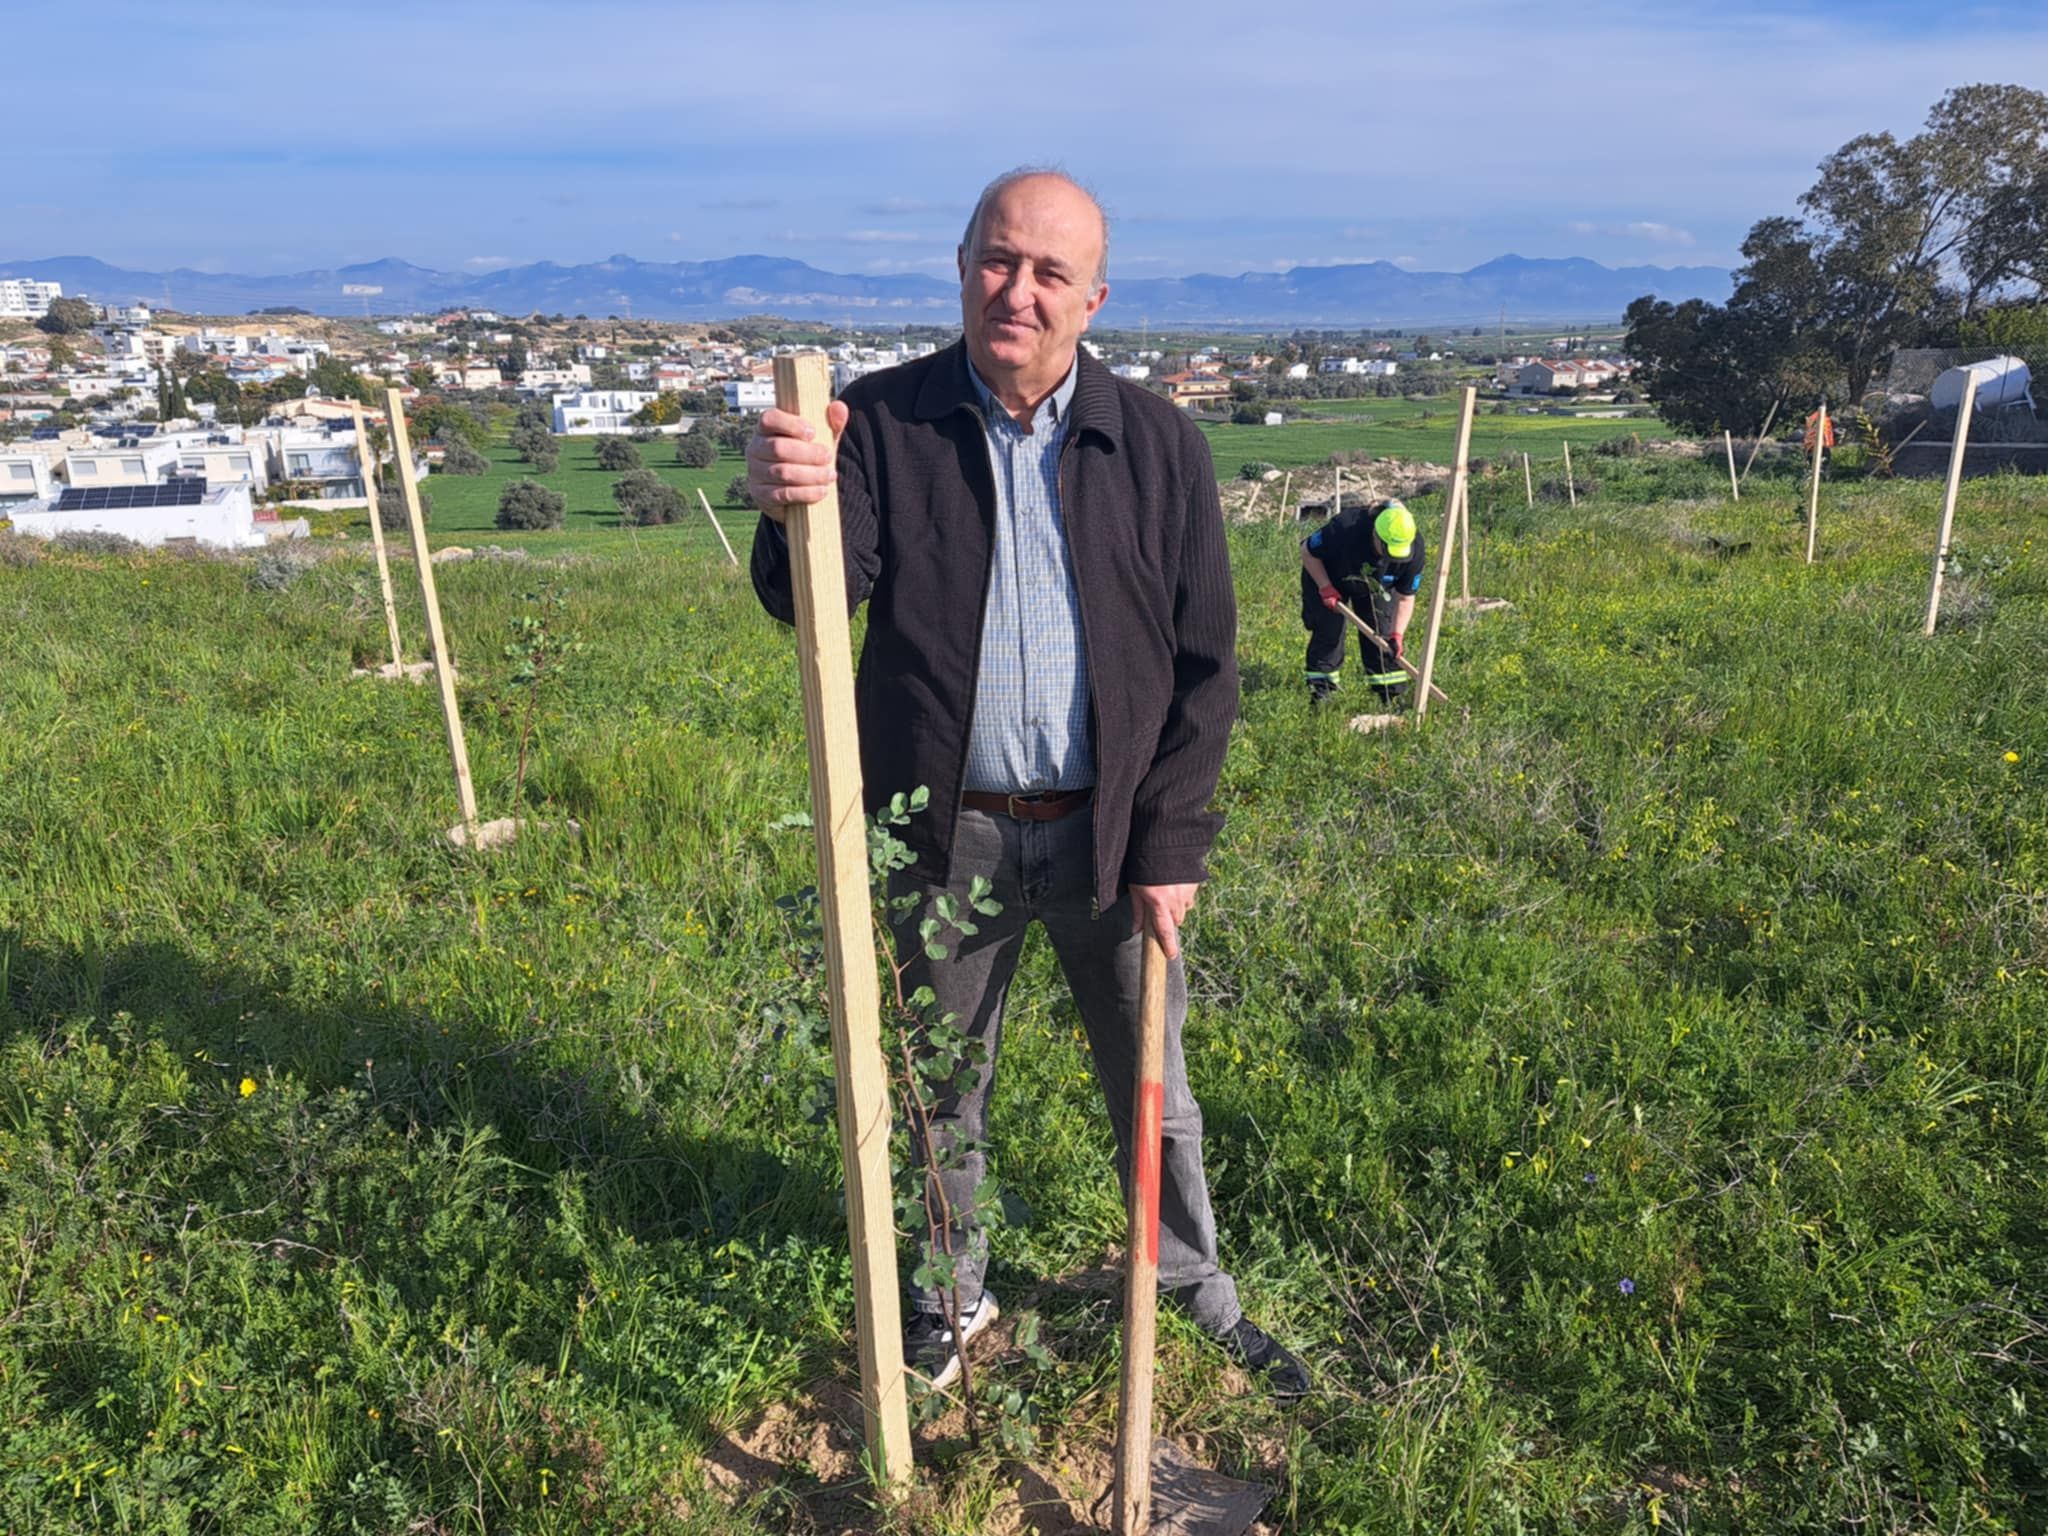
left=751, top=339, right=1238, bottom=912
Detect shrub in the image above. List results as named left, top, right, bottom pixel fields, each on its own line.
left=1594, top=433, right=1645, bottom=459
left=249, top=545, right=319, bottom=591
left=678, top=432, right=719, bottom=469
left=437, top=438, right=490, bottom=475
left=496, top=480, right=566, bottom=530
left=593, top=435, right=640, bottom=471
left=1538, top=475, right=1598, bottom=503
left=612, top=468, right=685, bottom=526
left=378, top=483, right=431, bottom=532
left=1237, top=461, right=1277, bottom=481
left=529, top=444, right=559, bottom=475
left=724, top=474, right=756, bottom=510
left=509, top=424, right=553, bottom=463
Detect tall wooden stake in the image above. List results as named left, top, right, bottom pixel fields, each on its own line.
left=1331, top=465, right=1342, bottom=521
left=1724, top=429, right=1740, bottom=502
left=1112, top=932, right=1169, bottom=1536
left=1923, top=373, right=1978, bottom=635
left=349, top=401, right=404, bottom=668
left=384, top=389, right=478, bottom=842
left=1278, top=470, right=1292, bottom=521
left=1562, top=439, right=1576, bottom=507
left=1522, top=451, right=1533, bottom=508
left=1413, top=386, right=1476, bottom=721
left=1244, top=480, right=1264, bottom=520
left=771, top=353, right=912, bottom=1490
left=1805, top=398, right=1827, bottom=564
left=1739, top=396, right=1781, bottom=484
left=694, top=486, right=738, bottom=565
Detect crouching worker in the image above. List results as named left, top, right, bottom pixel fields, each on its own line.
left=1300, top=498, right=1424, bottom=706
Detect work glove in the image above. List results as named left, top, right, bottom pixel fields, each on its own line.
left=1318, top=585, right=1340, bottom=611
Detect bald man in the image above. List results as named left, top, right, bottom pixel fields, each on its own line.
left=747, top=168, right=1308, bottom=1402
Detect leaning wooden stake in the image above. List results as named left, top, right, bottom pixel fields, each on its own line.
left=1244, top=480, right=1264, bottom=520
left=1413, top=386, right=1476, bottom=721
left=1805, top=399, right=1827, bottom=564
left=1562, top=439, right=1576, bottom=507
left=1724, top=429, right=1740, bottom=502
left=1278, top=470, right=1293, bottom=521
left=771, top=353, right=913, bottom=1491
left=1923, top=373, right=1978, bottom=635
left=349, top=401, right=405, bottom=668
left=1739, top=397, right=1782, bottom=485
left=385, top=389, right=478, bottom=842
left=694, top=487, right=738, bottom=565
left=1522, top=451, right=1533, bottom=508
left=1113, top=931, right=1170, bottom=1536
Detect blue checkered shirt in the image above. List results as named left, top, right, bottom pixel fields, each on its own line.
left=962, top=357, right=1095, bottom=794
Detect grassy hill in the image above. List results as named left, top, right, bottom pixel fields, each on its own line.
left=0, top=453, right=2042, bottom=1532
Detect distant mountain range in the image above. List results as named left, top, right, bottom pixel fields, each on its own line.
left=0, top=252, right=1730, bottom=328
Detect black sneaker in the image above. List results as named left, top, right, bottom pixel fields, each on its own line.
left=1223, top=1316, right=1310, bottom=1401
left=905, top=1291, right=999, bottom=1391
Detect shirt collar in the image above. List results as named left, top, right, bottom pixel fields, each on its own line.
left=965, top=351, right=1079, bottom=431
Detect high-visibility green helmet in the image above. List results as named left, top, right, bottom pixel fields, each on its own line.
left=1375, top=501, right=1416, bottom=558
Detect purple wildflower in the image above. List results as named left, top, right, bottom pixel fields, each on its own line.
left=1619, top=1278, right=1635, bottom=1296
left=1583, top=1173, right=1597, bottom=1186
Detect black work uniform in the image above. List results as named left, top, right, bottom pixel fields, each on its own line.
left=1300, top=505, right=1425, bottom=702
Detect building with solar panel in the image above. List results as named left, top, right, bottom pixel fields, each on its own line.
left=8, top=479, right=307, bottom=551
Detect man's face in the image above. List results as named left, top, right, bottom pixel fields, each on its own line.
left=958, top=176, right=1109, bottom=390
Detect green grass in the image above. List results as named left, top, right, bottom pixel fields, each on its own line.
left=1202, top=406, right=1658, bottom=472
left=1, top=454, right=2044, bottom=1532
left=409, top=431, right=753, bottom=558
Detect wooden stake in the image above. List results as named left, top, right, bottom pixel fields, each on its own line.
left=1277, top=470, right=1292, bottom=522
left=1413, top=386, right=1476, bottom=720
left=771, top=353, right=913, bottom=1491
left=1923, top=372, right=1978, bottom=635
left=695, top=486, right=738, bottom=565
left=1244, top=480, right=1264, bottom=520
left=1522, top=451, right=1533, bottom=508
left=1805, top=398, right=1826, bottom=564
left=1331, top=465, right=1342, bottom=521
left=349, top=401, right=404, bottom=668
left=1457, top=476, right=1471, bottom=601
left=384, top=389, right=478, bottom=842
left=1112, top=932, right=1169, bottom=1536
left=1562, top=439, right=1576, bottom=508
left=1724, top=429, right=1740, bottom=502
left=1739, top=396, right=1781, bottom=484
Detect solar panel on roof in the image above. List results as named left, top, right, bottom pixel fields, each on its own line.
left=51, top=479, right=206, bottom=513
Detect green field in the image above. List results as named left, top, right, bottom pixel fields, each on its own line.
left=408, top=431, right=753, bottom=559
left=2, top=453, right=2044, bottom=1532
left=1200, top=402, right=1659, bottom=472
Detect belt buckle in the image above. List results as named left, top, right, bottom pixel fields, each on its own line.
left=1007, top=792, right=1030, bottom=819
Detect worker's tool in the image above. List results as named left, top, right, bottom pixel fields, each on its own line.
left=1333, top=600, right=1451, bottom=706
left=1110, top=934, right=1272, bottom=1536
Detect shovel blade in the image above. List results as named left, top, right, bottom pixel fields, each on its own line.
left=1145, top=1438, right=1272, bottom=1536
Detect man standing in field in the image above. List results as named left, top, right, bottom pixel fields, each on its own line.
left=1299, top=497, right=1424, bottom=706
left=746, top=167, right=1308, bottom=1401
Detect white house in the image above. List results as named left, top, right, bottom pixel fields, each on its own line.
left=724, top=379, right=777, bottom=413
left=64, top=439, right=184, bottom=488
left=9, top=480, right=307, bottom=550
left=552, top=389, right=657, bottom=434
left=1285, top=362, right=1310, bottom=380
left=0, top=451, right=54, bottom=505
left=1111, top=363, right=1151, bottom=381
left=0, top=278, right=62, bottom=319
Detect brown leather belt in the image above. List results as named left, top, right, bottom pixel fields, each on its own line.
left=960, top=787, right=1094, bottom=822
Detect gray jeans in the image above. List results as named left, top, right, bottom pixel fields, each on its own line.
left=890, top=803, right=1243, bottom=1335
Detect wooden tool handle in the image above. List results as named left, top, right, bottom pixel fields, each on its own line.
left=1333, top=600, right=1451, bottom=705
left=1113, top=931, right=1169, bottom=1535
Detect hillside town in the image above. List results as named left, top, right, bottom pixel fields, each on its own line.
left=0, top=275, right=1640, bottom=548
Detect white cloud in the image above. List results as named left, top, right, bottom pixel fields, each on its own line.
left=1568, top=220, right=1697, bottom=248
left=462, top=255, right=516, bottom=270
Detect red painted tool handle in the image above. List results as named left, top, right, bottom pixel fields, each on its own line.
left=1113, top=932, right=1169, bottom=1535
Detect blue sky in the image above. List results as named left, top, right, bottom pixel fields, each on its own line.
left=10, top=0, right=2047, bottom=279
